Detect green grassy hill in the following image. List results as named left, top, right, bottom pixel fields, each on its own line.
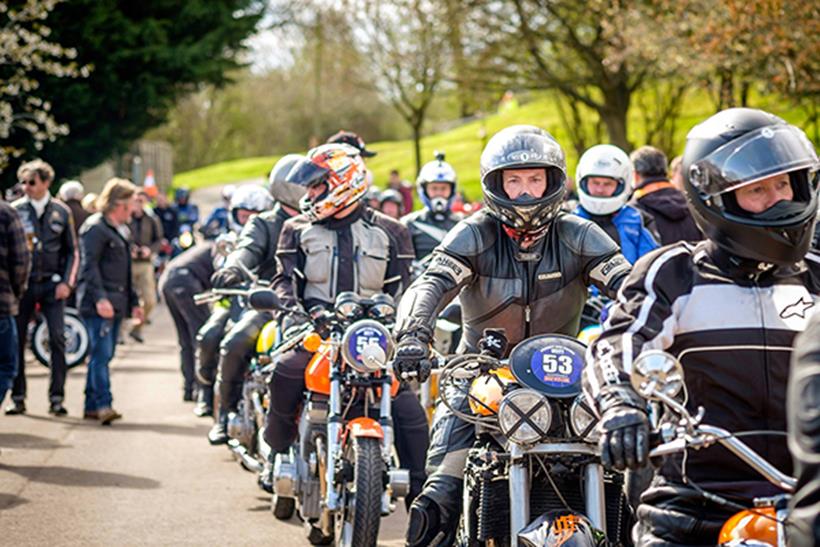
left=174, top=91, right=811, bottom=202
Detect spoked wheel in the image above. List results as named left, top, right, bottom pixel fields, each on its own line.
left=33, top=309, right=89, bottom=368
left=334, top=436, right=383, bottom=547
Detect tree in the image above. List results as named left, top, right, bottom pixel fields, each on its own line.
left=356, top=0, right=447, bottom=175
left=0, top=0, right=88, bottom=175
left=1, top=0, right=264, bottom=187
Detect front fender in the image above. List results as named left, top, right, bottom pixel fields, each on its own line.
left=344, top=417, right=384, bottom=441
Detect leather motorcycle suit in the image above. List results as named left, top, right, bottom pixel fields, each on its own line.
left=395, top=210, right=630, bottom=545
left=402, top=209, right=462, bottom=262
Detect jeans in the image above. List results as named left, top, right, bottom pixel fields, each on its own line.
left=83, top=315, right=121, bottom=411
left=0, top=316, right=18, bottom=406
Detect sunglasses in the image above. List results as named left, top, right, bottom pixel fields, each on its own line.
left=20, top=178, right=38, bottom=186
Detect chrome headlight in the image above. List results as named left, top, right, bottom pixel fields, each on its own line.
left=367, top=294, right=396, bottom=321
left=335, top=291, right=364, bottom=321
left=570, top=396, right=599, bottom=442
left=340, top=319, right=394, bottom=373
left=497, top=389, right=552, bottom=445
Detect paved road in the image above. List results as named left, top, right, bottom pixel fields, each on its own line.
left=0, top=304, right=408, bottom=545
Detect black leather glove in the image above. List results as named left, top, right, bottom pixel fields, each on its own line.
left=596, top=385, right=650, bottom=471
left=211, top=266, right=243, bottom=289
left=394, top=336, right=433, bottom=382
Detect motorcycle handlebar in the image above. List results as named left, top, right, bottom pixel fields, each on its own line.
left=649, top=424, right=796, bottom=492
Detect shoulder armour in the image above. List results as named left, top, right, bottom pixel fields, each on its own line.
left=439, top=210, right=496, bottom=257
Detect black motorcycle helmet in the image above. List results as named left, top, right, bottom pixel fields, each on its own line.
left=480, top=125, right=567, bottom=238
left=267, top=153, right=307, bottom=210
left=682, top=108, right=819, bottom=266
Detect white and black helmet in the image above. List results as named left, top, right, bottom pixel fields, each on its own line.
left=229, top=185, right=273, bottom=233
left=417, top=151, right=457, bottom=214
left=576, top=144, right=633, bottom=216
left=267, top=154, right=308, bottom=210
left=683, top=108, right=819, bottom=266
left=480, top=125, right=567, bottom=237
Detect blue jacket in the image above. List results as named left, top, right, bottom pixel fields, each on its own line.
left=200, top=207, right=229, bottom=239
left=574, top=204, right=659, bottom=265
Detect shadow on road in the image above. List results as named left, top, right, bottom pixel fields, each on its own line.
left=0, top=433, right=71, bottom=450
left=17, top=414, right=210, bottom=438
left=0, top=493, right=29, bottom=510
left=0, top=464, right=160, bottom=489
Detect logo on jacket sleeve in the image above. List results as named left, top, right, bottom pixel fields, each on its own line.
left=780, top=296, right=815, bottom=319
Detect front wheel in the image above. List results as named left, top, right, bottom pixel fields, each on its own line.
left=335, top=436, right=383, bottom=547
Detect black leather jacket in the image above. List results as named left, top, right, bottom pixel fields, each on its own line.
left=395, top=210, right=630, bottom=354
left=223, top=204, right=292, bottom=283
left=76, top=213, right=139, bottom=318
left=13, top=196, right=79, bottom=288
left=401, top=209, right=462, bottom=261
left=585, top=242, right=820, bottom=498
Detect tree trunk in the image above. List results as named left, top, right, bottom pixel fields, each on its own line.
left=598, top=82, right=631, bottom=151
left=412, top=122, right=422, bottom=177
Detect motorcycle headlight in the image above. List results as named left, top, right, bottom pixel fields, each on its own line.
left=179, top=230, right=194, bottom=249
left=366, top=293, right=396, bottom=321
left=570, top=396, right=599, bottom=442
left=335, top=291, right=364, bottom=321
left=497, top=389, right=552, bottom=445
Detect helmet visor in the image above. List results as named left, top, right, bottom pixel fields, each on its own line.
left=691, top=125, right=819, bottom=196
left=285, top=159, right=330, bottom=188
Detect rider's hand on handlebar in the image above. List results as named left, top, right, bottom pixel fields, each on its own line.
left=393, top=336, right=433, bottom=382
left=598, top=406, right=650, bottom=471
left=211, top=266, right=243, bottom=289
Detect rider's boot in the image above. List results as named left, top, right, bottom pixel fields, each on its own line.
left=406, top=475, right=461, bottom=547
left=194, top=384, right=214, bottom=417
left=208, top=409, right=229, bottom=445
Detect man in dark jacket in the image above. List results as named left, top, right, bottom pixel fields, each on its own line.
left=159, top=242, right=216, bottom=401
left=0, top=202, right=31, bottom=406
left=8, top=159, right=79, bottom=416
left=788, top=307, right=820, bottom=546
left=58, top=180, right=90, bottom=232
left=77, top=178, right=143, bottom=425
left=629, top=145, right=702, bottom=245
left=128, top=190, right=164, bottom=342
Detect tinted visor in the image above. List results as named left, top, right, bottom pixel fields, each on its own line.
left=285, top=158, right=330, bottom=188
left=691, top=125, right=819, bottom=196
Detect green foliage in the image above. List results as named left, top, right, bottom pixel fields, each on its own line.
left=1, top=0, right=263, bottom=188
left=176, top=89, right=812, bottom=206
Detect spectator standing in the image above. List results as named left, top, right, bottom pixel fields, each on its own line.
left=388, top=169, right=414, bottom=214
left=0, top=202, right=31, bottom=406
left=629, top=145, right=703, bottom=244
left=128, top=190, right=163, bottom=343
left=669, top=155, right=684, bottom=191
left=81, top=192, right=98, bottom=214
left=77, top=178, right=143, bottom=425
left=159, top=242, right=216, bottom=401
left=7, top=159, right=79, bottom=417
left=58, top=180, right=90, bottom=231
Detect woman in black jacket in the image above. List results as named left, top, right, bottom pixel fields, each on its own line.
left=76, top=178, right=143, bottom=425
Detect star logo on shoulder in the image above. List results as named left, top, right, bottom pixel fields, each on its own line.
left=780, top=296, right=815, bottom=319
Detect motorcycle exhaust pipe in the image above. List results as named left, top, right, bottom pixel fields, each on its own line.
left=229, top=441, right=263, bottom=473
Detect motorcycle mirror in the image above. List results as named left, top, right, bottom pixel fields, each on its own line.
left=630, top=350, right=685, bottom=400
left=215, top=232, right=237, bottom=257
left=247, top=289, right=284, bottom=312
left=361, top=343, right=387, bottom=370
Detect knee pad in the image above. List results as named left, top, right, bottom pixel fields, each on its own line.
left=407, top=495, right=457, bottom=547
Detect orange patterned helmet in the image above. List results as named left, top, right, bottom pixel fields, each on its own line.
left=287, top=143, right=369, bottom=221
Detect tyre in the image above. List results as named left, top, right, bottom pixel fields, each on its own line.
left=335, top=436, right=383, bottom=547
left=33, top=309, right=89, bottom=369
left=272, top=494, right=295, bottom=520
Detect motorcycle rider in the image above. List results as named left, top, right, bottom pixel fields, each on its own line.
left=379, top=188, right=405, bottom=220
left=401, top=152, right=463, bottom=263
left=583, top=108, right=820, bottom=545
left=186, top=185, right=272, bottom=428
left=573, top=144, right=659, bottom=265
left=392, top=125, right=632, bottom=546
left=173, top=187, right=199, bottom=230
left=199, top=184, right=235, bottom=239
left=202, top=158, right=304, bottom=436
left=262, top=143, right=430, bottom=507
left=8, top=159, right=79, bottom=416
